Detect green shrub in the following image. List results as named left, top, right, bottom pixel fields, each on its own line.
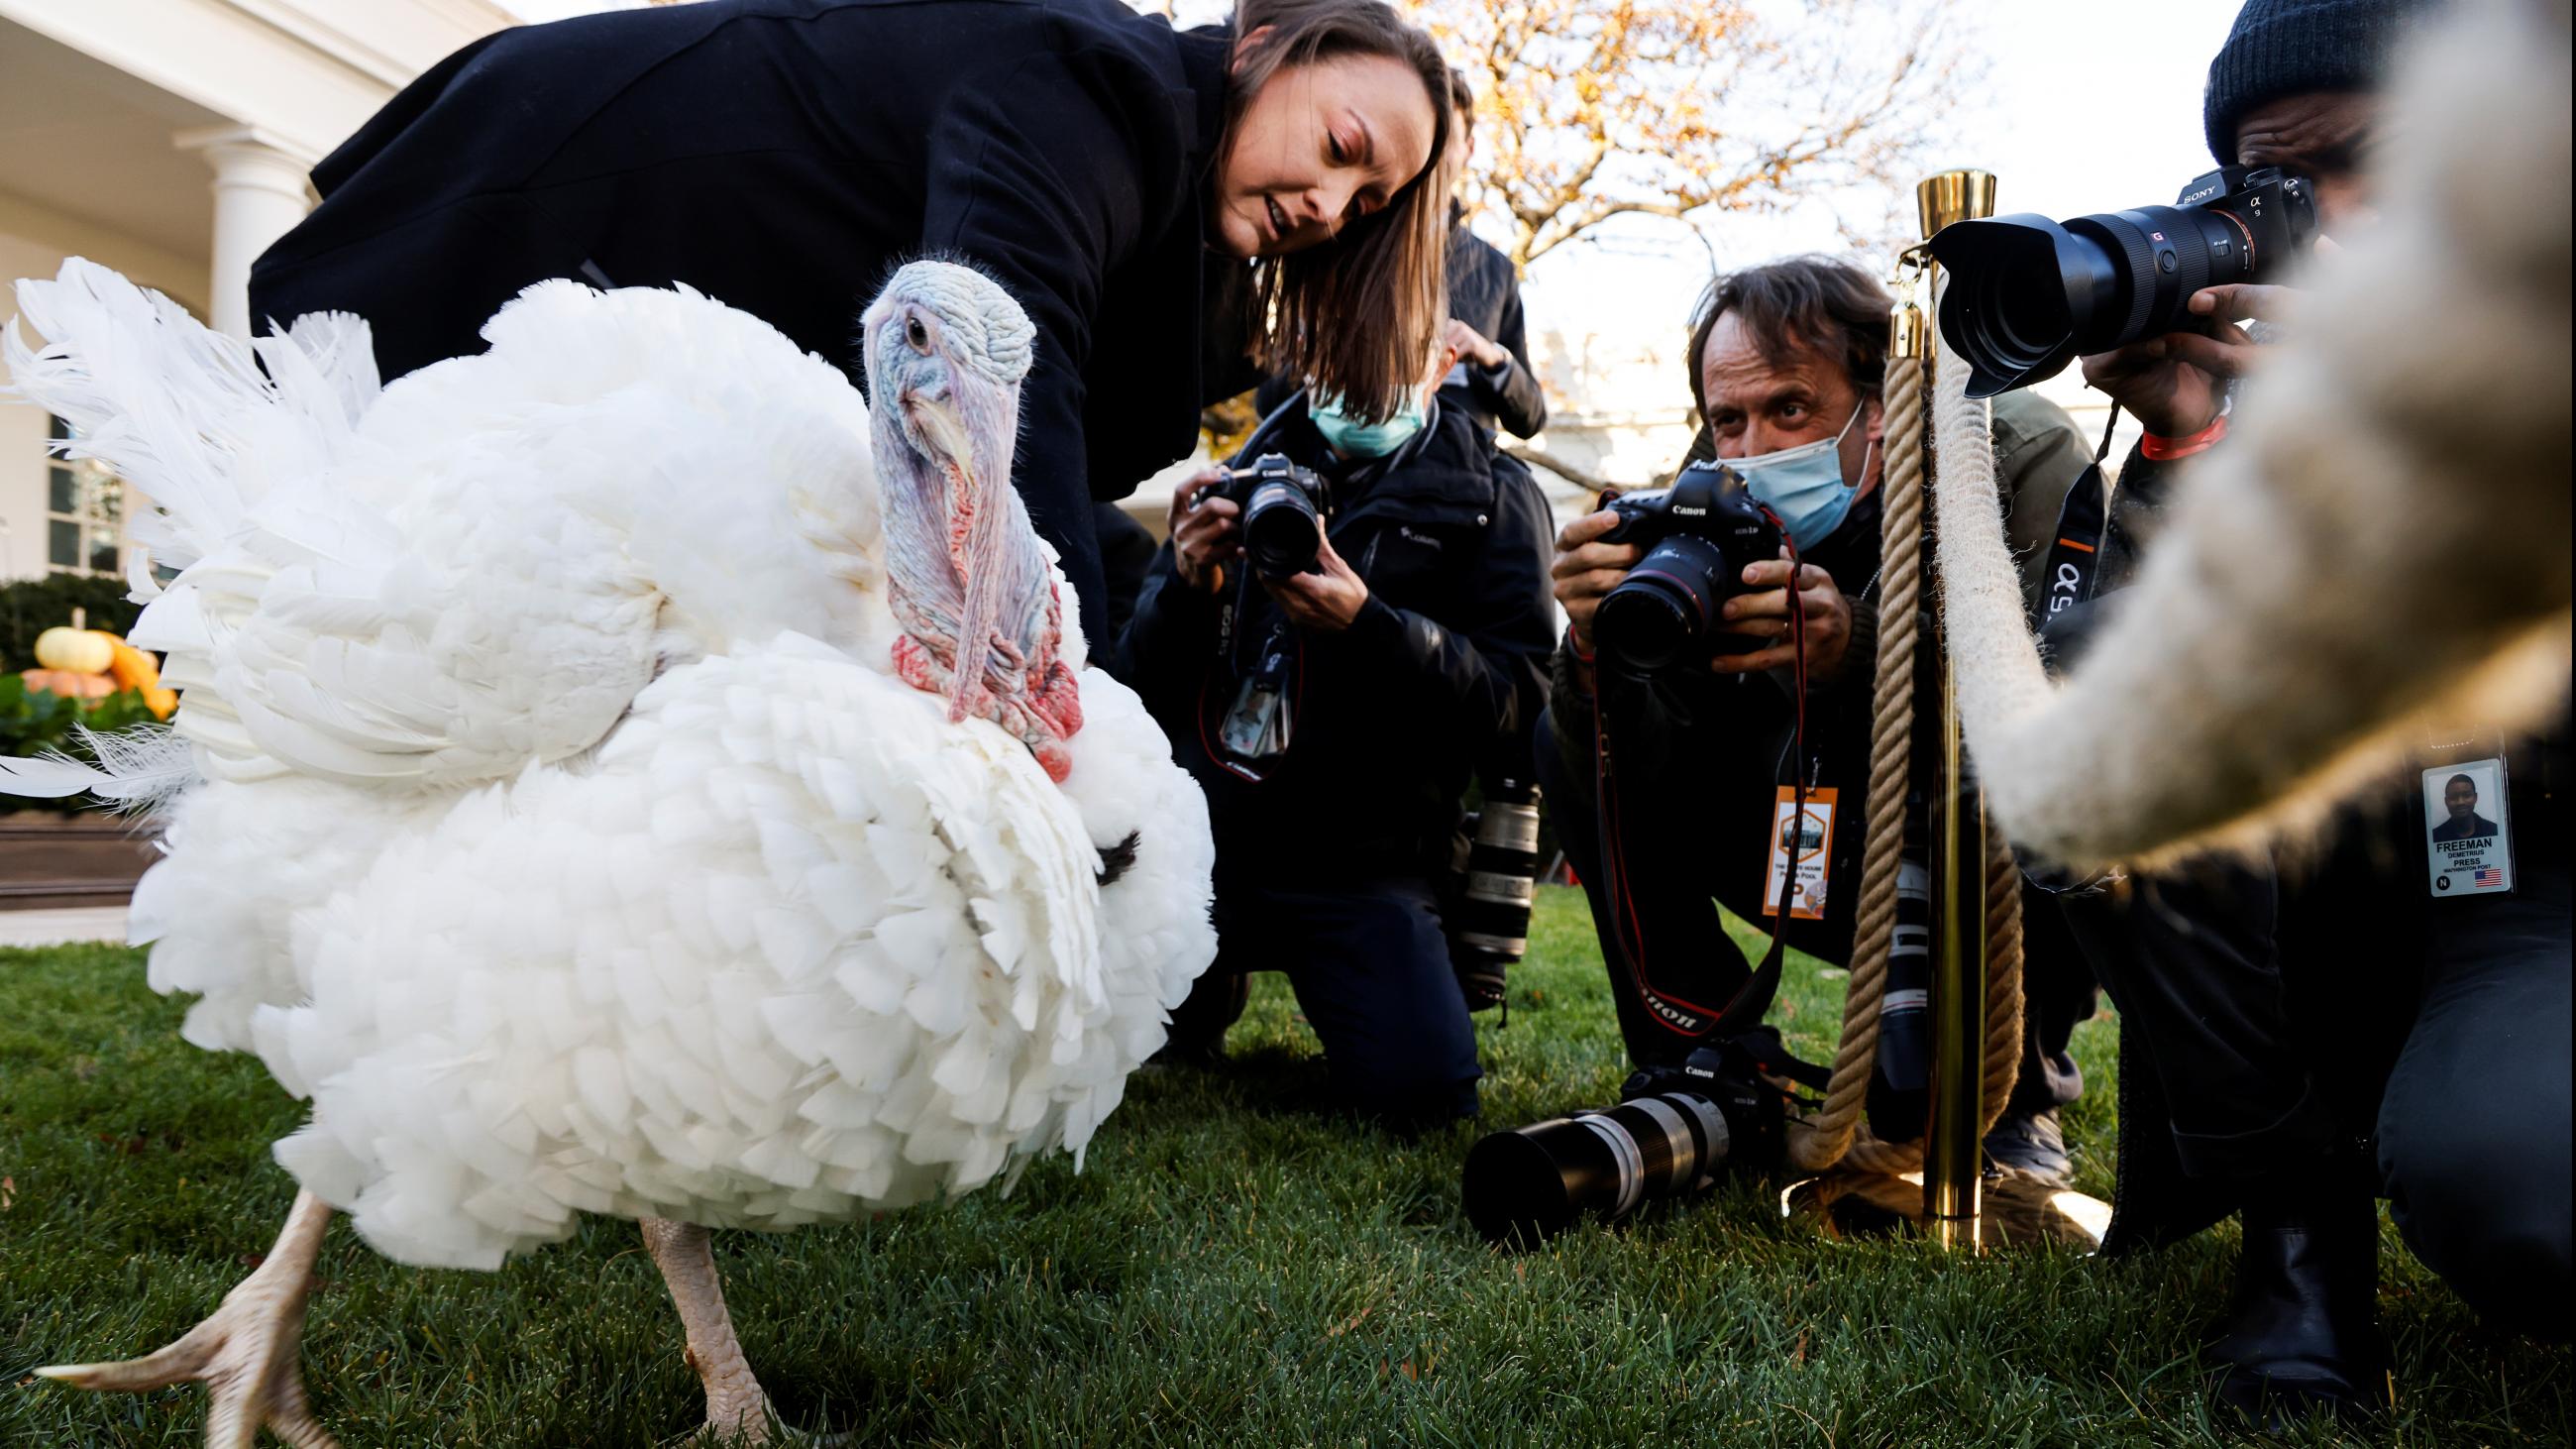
left=0, top=675, right=155, bottom=815
left=0, top=574, right=143, bottom=670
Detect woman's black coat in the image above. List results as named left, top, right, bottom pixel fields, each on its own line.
left=248, top=0, right=1247, bottom=648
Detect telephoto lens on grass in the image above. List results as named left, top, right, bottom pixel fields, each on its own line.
left=1926, top=165, right=2317, bottom=396
left=1462, top=1037, right=1789, bottom=1247
left=1450, top=780, right=1542, bottom=1012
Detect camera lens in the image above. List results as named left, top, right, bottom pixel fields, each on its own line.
left=1461, top=1091, right=1732, bottom=1246
left=1596, top=534, right=1764, bottom=674
left=1453, top=780, right=1542, bottom=1011
left=1241, top=479, right=1323, bottom=577
left=1931, top=203, right=2254, bottom=395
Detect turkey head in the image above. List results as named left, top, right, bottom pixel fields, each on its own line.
left=861, top=260, right=1083, bottom=781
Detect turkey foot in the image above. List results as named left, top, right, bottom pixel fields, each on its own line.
left=37, top=1188, right=341, bottom=1449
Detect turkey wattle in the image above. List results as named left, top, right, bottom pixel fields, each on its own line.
left=5, top=258, right=1215, bottom=1446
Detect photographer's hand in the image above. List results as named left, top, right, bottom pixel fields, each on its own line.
left=1710, top=553, right=1851, bottom=678
left=1444, top=318, right=1510, bottom=372
left=1263, top=533, right=1368, bottom=632
left=2079, top=280, right=2301, bottom=437
left=1169, top=466, right=1242, bottom=594
left=1552, top=509, right=1643, bottom=656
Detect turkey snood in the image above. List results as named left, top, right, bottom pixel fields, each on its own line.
left=862, top=261, right=1085, bottom=781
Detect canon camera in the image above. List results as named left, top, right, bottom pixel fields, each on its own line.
left=1461, top=1027, right=1808, bottom=1246
left=1591, top=461, right=1784, bottom=675
left=1210, top=452, right=1330, bottom=579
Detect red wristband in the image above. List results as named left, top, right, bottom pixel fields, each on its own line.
left=2140, top=413, right=2228, bottom=461
left=1567, top=626, right=1596, bottom=664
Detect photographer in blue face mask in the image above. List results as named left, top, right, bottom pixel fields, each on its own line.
left=1534, top=255, right=2108, bottom=1183
left=1116, top=334, right=1556, bottom=1132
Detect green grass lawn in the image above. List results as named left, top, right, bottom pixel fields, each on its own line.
left=2, top=888, right=2565, bottom=1447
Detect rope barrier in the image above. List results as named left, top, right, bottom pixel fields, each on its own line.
left=1787, top=349, right=1921, bottom=1174
left=1787, top=279, right=2024, bottom=1176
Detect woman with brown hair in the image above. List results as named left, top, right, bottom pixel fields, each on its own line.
left=247, top=0, right=1453, bottom=649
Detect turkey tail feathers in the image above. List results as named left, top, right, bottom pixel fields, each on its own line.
left=0, top=724, right=194, bottom=814
left=6, top=259, right=377, bottom=576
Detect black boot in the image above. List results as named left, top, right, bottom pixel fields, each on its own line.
left=2207, top=1155, right=2390, bottom=1427
left=1147, top=969, right=1248, bottom=1067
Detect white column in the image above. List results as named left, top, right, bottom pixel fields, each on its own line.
left=173, top=126, right=318, bottom=340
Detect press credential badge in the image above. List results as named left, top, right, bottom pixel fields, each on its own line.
left=1762, top=787, right=1837, bottom=922
left=2421, top=755, right=2514, bottom=897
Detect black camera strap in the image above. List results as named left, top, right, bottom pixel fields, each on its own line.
left=2039, top=403, right=2122, bottom=620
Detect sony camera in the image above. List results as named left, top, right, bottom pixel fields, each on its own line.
left=1460, top=1026, right=1806, bottom=1246
left=1210, top=452, right=1330, bottom=579
left=1928, top=165, right=2319, bottom=396
left=1591, top=460, right=1783, bottom=675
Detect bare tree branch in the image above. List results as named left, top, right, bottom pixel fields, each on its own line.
left=1415, top=0, right=1975, bottom=276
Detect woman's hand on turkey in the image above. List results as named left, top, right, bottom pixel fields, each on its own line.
left=1552, top=508, right=1641, bottom=654
left=1170, top=466, right=1241, bottom=593
left=1263, top=533, right=1369, bottom=632
left=1709, top=553, right=1851, bottom=678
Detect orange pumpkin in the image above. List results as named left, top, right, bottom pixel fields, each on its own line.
left=103, top=638, right=177, bottom=719
left=22, top=668, right=117, bottom=700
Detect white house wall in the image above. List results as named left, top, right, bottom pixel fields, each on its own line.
left=0, top=0, right=512, bottom=587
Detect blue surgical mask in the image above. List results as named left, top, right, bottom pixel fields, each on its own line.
left=1731, top=402, right=1872, bottom=550
left=1310, top=390, right=1428, bottom=458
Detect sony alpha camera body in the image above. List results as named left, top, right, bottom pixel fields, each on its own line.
left=1209, top=452, right=1330, bottom=579
left=1928, top=165, right=2320, bottom=395
left=1590, top=460, right=1784, bottom=675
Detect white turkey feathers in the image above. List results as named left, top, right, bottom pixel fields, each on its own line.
left=5, top=259, right=1216, bottom=1273
left=254, top=636, right=1172, bottom=1269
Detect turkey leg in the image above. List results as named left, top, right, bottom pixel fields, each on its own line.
left=37, top=1187, right=341, bottom=1449
left=640, top=1218, right=778, bottom=1445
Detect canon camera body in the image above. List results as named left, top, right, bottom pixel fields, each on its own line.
left=1210, top=452, right=1330, bottom=579
left=1591, top=461, right=1784, bottom=675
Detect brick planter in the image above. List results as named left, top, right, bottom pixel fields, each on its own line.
left=0, top=812, right=158, bottom=911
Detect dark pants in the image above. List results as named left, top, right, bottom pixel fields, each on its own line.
left=2065, top=849, right=2572, bottom=1338
left=1534, top=707, right=2093, bottom=1113
left=1164, top=873, right=1482, bottom=1128
left=2058, top=860, right=2337, bottom=1179
left=2378, top=874, right=2573, bottom=1337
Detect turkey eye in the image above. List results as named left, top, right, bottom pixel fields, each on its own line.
left=905, top=315, right=930, bottom=352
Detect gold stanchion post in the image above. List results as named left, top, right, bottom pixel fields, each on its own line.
left=1914, top=168, right=1997, bottom=1252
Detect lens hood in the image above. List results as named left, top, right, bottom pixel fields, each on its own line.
left=1928, top=214, right=2118, bottom=396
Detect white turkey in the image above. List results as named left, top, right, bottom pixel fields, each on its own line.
left=3, top=257, right=1216, bottom=1446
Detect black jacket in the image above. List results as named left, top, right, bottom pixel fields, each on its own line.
left=1438, top=208, right=1548, bottom=439
left=1119, top=396, right=1556, bottom=878
left=247, top=0, right=1237, bottom=649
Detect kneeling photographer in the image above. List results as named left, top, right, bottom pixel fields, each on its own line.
left=1533, top=256, right=2104, bottom=1182
left=1118, top=335, right=1556, bottom=1131
left=1926, top=0, right=2571, bottom=1417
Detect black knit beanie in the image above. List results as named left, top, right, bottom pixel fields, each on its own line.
left=2202, top=0, right=2425, bottom=166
